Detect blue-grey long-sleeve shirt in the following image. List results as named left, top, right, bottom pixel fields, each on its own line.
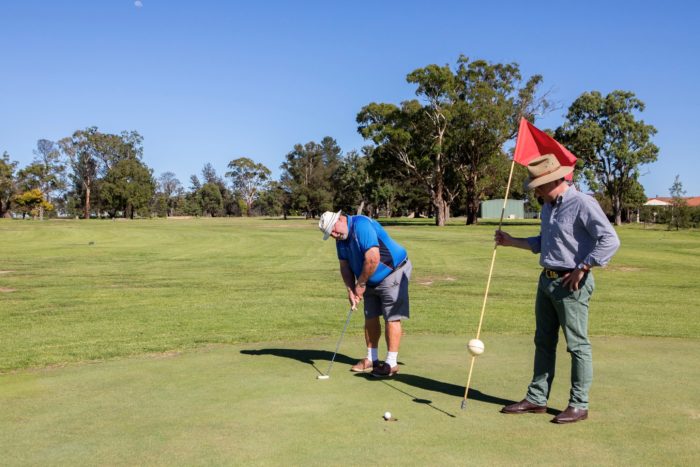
left=527, top=186, right=620, bottom=270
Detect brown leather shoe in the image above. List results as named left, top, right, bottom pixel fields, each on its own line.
left=501, top=399, right=547, bottom=414
left=552, top=406, right=588, bottom=424
left=371, top=362, right=399, bottom=378
left=350, top=358, right=378, bottom=372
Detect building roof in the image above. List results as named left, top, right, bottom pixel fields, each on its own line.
left=645, top=196, right=700, bottom=207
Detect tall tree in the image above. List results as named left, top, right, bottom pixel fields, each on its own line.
left=101, top=159, right=156, bottom=218
left=199, top=183, right=224, bottom=217
left=555, top=90, right=659, bottom=225
left=0, top=152, right=18, bottom=218
left=33, top=139, right=66, bottom=217
left=91, top=130, right=144, bottom=174
left=668, top=175, right=689, bottom=230
left=59, top=128, right=100, bottom=219
left=201, top=163, right=235, bottom=215
left=358, top=56, right=547, bottom=225
left=280, top=137, right=341, bottom=218
left=157, top=172, right=183, bottom=217
left=450, top=58, right=547, bottom=224
left=59, top=127, right=146, bottom=219
left=226, top=157, right=271, bottom=216
left=256, top=181, right=289, bottom=217
left=332, top=150, right=371, bottom=215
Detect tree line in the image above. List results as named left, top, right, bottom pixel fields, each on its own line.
left=1, top=56, right=666, bottom=226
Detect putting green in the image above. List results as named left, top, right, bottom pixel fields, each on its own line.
left=1, top=334, right=698, bottom=465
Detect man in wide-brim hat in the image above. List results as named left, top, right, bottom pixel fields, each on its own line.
left=495, top=154, right=620, bottom=424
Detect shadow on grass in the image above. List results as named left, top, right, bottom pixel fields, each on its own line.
left=240, top=348, right=356, bottom=375
left=353, top=372, right=542, bottom=415
left=240, top=348, right=562, bottom=415
left=389, top=373, right=561, bottom=415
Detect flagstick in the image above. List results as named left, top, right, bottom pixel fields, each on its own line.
left=461, top=156, right=517, bottom=410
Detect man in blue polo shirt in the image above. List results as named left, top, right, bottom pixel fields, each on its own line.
left=495, top=154, right=620, bottom=424
left=319, top=211, right=412, bottom=378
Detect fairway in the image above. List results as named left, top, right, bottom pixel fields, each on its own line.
left=1, top=218, right=699, bottom=465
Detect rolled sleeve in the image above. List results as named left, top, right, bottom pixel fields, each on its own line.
left=527, top=235, right=542, bottom=254
left=581, top=199, right=621, bottom=267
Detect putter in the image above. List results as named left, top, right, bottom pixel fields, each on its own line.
left=317, top=305, right=355, bottom=380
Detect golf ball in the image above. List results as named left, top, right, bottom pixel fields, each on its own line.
left=383, top=411, right=392, bottom=420
left=468, top=338, right=485, bottom=356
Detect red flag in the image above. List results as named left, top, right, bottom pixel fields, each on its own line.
left=513, top=118, right=577, bottom=180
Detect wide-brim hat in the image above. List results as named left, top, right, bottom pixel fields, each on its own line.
left=319, top=210, right=342, bottom=240
left=524, top=154, right=574, bottom=190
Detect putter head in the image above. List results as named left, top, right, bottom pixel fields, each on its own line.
left=317, top=375, right=330, bottom=380
left=460, top=399, right=467, bottom=410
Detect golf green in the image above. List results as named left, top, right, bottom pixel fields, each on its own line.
left=2, top=334, right=698, bottom=465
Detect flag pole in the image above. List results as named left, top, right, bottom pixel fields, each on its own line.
left=461, top=155, right=517, bottom=410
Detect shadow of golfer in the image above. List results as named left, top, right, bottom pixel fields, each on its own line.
left=240, top=348, right=356, bottom=374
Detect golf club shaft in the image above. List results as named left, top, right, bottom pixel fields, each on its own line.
left=323, top=306, right=355, bottom=376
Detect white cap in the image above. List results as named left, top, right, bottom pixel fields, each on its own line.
left=318, top=211, right=341, bottom=240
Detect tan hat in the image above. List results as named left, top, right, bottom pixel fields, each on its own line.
left=524, top=154, right=574, bottom=190
left=319, top=211, right=342, bottom=240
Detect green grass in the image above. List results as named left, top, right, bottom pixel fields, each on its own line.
left=1, top=218, right=698, bottom=371
left=1, top=335, right=698, bottom=465
left=1, top=218, right=699, bottom=465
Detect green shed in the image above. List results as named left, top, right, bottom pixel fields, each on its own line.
left=480, top=199, right=525, bottom=219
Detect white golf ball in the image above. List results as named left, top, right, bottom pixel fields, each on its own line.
left=383, top=411, right=392, bottom=420
left=468, top=338, right=485, bottom=356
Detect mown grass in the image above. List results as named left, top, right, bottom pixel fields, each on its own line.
left=1, top=217, right=699, bottom=372
left=1, top=218, right=699, bottom=465
left=1, top=335, right=698, bottom=465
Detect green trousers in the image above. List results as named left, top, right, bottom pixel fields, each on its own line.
left=525, top=272, right=595, bottom=409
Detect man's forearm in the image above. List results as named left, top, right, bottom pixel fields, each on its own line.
left=357, top=248, right=379, bottom=285
left=339, top=265, right=355, bottom=289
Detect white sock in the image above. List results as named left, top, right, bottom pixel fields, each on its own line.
left=367, top=348, right=378, bottom=362
left=385, top=351, right=398, bottom=367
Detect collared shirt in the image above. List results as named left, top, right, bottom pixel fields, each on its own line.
left=527, top=186, right=620, bottom=270
left=336, top=215, right=408, bottom=286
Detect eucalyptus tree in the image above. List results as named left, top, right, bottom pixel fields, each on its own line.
left=668, top=175, right=689, bottom=230
left=449, top=58, right=547, bottom=224
left=331, top=149, right=372, bottom=215
left=92, top=130, right=144, bottom=174
left=157, top=172, right=183, bottom=217
left=101, top=158, right=156, bottom=218
left=30, top=139, right=66, bottom=218
left=358, top=71, right=456, bottom=225
left=200, top=182, right=224, bottom=217
left=0, top=152, right=18, bottom=218
left=201, top=163, right=235, bottom=215
left=59, top=128, right=100, bottom=219
left=555, top=90, right=659, bottom=225
left=256, top=181, right=289, bottom=217
left=280, top=136, right=341, bottom=218
left=59, top=127, right=144, bottom=219
left=226, top=157, right=271, bottom=216
left=358, top=56, right=547, bottom=226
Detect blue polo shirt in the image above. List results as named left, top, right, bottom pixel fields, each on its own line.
left=336, top=215, right=408, bottom=287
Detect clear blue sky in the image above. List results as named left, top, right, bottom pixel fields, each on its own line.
left=2, top=0, right=698, bottom=197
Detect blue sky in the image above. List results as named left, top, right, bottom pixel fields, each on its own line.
left=1, top=0, right=698, bottom=197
